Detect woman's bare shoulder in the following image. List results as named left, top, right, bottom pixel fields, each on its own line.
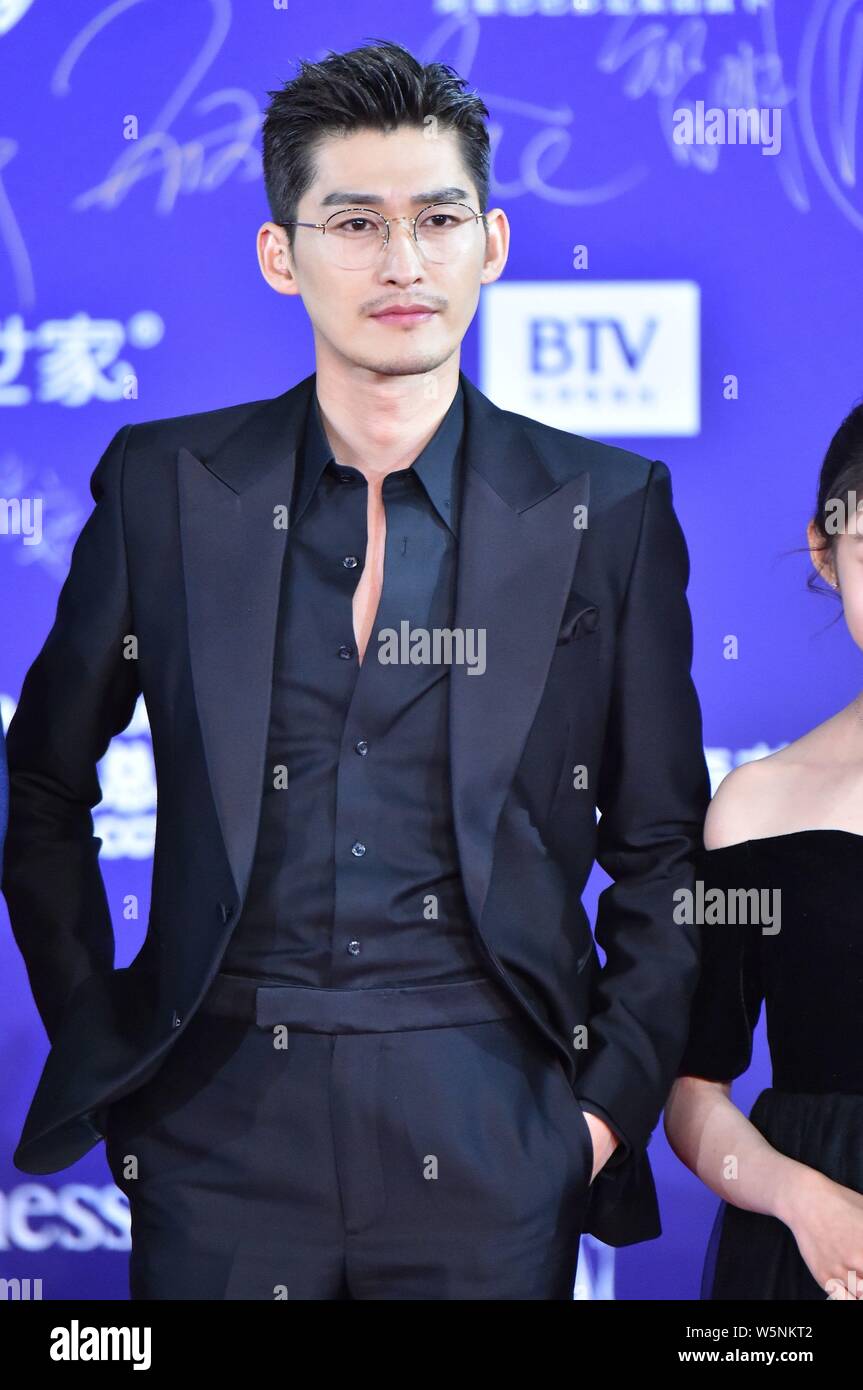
left=704, top=751, right=797, bottom=850
left=704, top=710, right=851, bottom=849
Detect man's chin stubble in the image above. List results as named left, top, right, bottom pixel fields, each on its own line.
left=357, top=347, right=454, bottom=379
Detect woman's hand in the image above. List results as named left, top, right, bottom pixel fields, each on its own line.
left=777, top=1163, right=863, bottom=1299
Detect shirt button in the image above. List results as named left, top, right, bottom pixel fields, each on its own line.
left=347, top=940, right=361, bottom=956
left=351, top=841, right=366, bottom=857
left=338, top=469, right=354, bottom=483
left=338, top=644, right=353, bottom=660
left=355, top=739, right=369, bottom=756
left=343, top=555, right=359, bottom=569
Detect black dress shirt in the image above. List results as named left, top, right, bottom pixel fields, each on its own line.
left=221, top=380, right=487, bottom=986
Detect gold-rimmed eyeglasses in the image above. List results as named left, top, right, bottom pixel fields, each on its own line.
left=276, top=202, right=488, bottom=269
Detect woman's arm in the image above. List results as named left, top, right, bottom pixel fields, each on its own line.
left=665, top=1074, right=863, bottom=1299
left=670, top=760, right=863, bottom=1297
left=664, top=1074, right=814, bottom=1218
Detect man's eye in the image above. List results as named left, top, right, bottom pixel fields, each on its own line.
left=332, top=216, right=375, bottom=234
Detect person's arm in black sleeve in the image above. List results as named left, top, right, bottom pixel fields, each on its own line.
left=675, top=841, right=765, bottom=1084
left=1, top=423, right=140, bottom=1045
left=575, top=458, right=712, bottom=1165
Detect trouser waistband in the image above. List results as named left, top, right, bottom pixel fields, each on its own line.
left=199, top=971, right=518, bottom=1033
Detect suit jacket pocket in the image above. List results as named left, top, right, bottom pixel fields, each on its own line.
left=552, top=1057, right=595, bottom=1185
left=556, top=593, right=599, bottom=645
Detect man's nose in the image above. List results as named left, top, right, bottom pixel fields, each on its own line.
left=379, top=217, right=425, bottom=273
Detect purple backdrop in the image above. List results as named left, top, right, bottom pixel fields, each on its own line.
left=2, top=0, right=861, bottom=1300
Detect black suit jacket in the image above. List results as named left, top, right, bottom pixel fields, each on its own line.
left=1, top=369, right=711, bottom=1247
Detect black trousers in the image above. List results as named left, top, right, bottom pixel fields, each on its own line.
left=104, top=974, right=594, bottom=1300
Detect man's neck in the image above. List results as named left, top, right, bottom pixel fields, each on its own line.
left=313, top=360, right=461, bottom=483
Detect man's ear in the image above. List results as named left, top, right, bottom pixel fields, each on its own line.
left=257, top=222, right=302, bottom=298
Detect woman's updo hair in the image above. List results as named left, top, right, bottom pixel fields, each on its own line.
left=808, top=398, right=863, bottom=597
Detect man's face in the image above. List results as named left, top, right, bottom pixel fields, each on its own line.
left=259, top=125, right=509, bottom=380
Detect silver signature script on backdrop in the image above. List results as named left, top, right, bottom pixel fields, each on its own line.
left=0, top=0, right=861, bottom=311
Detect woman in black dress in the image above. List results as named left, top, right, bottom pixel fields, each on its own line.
left=665, top=402, right=863, bottom=1301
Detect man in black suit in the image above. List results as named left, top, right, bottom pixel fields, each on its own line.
left=1, top=40, right=710, bottom=1299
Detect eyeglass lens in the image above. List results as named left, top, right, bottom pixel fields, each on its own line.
left=322, top=205, right=478, bottom=267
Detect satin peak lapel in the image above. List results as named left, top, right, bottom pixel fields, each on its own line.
left=178, top=374, right=315, bottom=904
left=450, top=372, right=590, bottom=930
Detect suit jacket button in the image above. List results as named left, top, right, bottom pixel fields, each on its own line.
left=171, top=1010, right=182, bottom=1028
left=219, top=902, right=235, bottom=923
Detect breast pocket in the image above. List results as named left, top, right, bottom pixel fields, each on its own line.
left=556, top=594, right=599, bottom=646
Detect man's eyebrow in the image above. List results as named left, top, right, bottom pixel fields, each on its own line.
left=319, top=187, right=471, bottom=208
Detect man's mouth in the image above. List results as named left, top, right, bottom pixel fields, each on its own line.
left=370, top=306, right=439, bottom=324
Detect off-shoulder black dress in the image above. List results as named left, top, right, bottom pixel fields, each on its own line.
left=677, top=831, right=863, bottom=1300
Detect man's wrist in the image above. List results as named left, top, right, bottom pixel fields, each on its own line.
left=578, top=1099, right=629, bottom=1169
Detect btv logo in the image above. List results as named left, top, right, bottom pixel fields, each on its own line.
left=481, top=281, right=699, bottom=437
left=531, top=317, right=657, bottom=376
